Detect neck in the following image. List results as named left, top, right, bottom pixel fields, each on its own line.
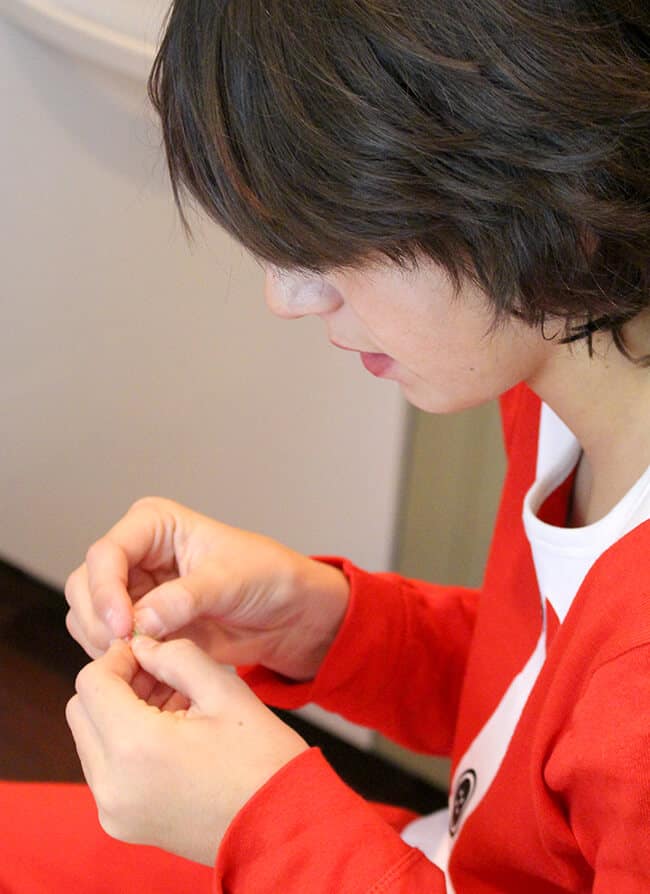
left=527, top=311, right=650, bottom=527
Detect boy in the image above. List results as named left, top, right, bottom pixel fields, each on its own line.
left=2, top=1, right=649, bottom=891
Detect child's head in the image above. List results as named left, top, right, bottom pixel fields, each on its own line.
left=149, top=1, right=649, bottom=363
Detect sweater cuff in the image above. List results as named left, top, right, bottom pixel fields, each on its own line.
left=213, top=748, right=438, bottom=893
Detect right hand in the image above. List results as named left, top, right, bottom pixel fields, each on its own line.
left=65, top=497, right=350, bottom=681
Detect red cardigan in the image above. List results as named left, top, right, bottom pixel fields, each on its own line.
left=217, top=385, right=650, bottom=893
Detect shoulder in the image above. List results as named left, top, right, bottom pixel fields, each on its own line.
left=559, top=520, right=650, bottom=675
left=544, top=526, right=650, bottom=862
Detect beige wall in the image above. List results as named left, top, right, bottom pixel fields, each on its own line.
left=395, top=401, right=506, bottom=588
left=375, top=401, right=507, bottom=789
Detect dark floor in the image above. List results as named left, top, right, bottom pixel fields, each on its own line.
left=0, top=558, right=446, bottom=814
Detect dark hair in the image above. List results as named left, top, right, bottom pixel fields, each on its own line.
left=149, top=1, right=650, bottom=363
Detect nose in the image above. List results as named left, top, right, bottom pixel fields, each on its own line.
left=264, top=268, right=343, bottom=319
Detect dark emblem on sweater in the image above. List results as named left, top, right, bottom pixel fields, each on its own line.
left=449, top=769, right=477, bottom=837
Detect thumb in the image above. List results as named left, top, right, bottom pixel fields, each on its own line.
left=132, top=567, right=225, bottom=639
left=130, top=636, right=238, bottom=713
left=74, top=640, right=142, bottom=732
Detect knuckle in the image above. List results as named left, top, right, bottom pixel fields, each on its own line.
left=74, top=663, right=95, bottom=697
left=129, top=495, right=168, bottom=514
left=100, top=811, right=138, bottom=845
left=94, top=762, right=133, bottom=818
left=64, top=694, right=79, bottom=725
left=96, top=796, right=126, bottom=837
left=97, top=806, right=117, bottom=838
left=92, top=580, right=117, bottom=611
left=129, top=496, right=156, bottom=512
left=64, top=610, right=78, bottom=641
left=67, top=616, right=106, bottom=659
left=85, top=538, right=108, bottom=567
left=65, top=613, right=96, bottom=660
left=177, top=579, right=203, bottom=617
left=63, top=566, right=82, bottom=605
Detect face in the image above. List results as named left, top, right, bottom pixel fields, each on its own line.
left=264, top=257, right=553, bottom=414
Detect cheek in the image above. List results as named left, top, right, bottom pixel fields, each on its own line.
left=402, top=329, right=544, bottom=413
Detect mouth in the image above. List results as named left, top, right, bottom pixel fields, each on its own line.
left=359, top=352, right=395, bottom=378
left=330, top=340, right=395, bottom=378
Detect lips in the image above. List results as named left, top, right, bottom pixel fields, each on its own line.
left=360, top=352, right=394, bottom=377
left=330, top=340, right=395, bottom=378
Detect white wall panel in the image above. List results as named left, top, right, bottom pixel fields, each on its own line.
left=0, top=14, right=408, bottom=589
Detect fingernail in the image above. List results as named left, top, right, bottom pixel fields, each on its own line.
left=133, top=607, right=164, bottom=638
left=103, top=607, right=116, bottom=631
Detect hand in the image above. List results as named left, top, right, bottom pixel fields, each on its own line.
left=65, top=497, right=349, bottom=681
left=66, top=637, right=309, bottom=865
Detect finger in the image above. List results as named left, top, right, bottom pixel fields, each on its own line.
left=116, top=664, right=177, bottom=710
left=130, top=636, right=242, bottom=714
left=65, top=694, right=105, bottom=788
left=84, top=539, right=137, bottom=640
left=132, top=566, right=226, bottom=640
left=144, top=679, right=178, bottom=710
left=85, top=501, right=176, bottom=639
left=65, top=565, right=117, bottom=654
left=126, top=565, right=160, bottom=602
left=130, top=665, right=188, bottom=711
left=65, top=608, right=103, bottom=660
left=75, top=641, right=142, bottom=733
left=160, top=690, right=191, bottom=713
left=130, top=666, right=160, bottom=702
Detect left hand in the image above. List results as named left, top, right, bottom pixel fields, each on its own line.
left=65, top=637, right=309, bottom=865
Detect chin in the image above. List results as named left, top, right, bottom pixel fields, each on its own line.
left=403, top=385, right=494, bottom=416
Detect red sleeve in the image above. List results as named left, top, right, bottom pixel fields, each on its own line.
left=214, top=748, right=447, bottom=893
left=240, top=558, right=478, bottom=755
left=546, top=645, right=650, bottom=893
